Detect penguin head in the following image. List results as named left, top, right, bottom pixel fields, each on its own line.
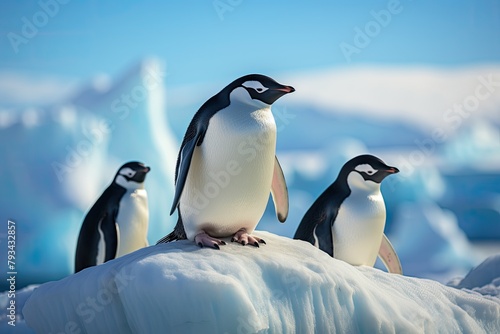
left=114, top=161, right=151, bottom=190
left=340, top=155, right=399, bottom=191
left=227, top=74, right=295, bottom=108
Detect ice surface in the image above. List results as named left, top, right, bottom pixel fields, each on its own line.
left=23, top=232, right=500, bottom=333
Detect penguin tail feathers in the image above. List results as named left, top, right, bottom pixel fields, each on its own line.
left=156, top=231, right=178, bottom=244
left=156, top=215, right=187, bottom=244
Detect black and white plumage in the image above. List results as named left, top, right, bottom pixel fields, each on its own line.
left=157, top=74, right=294, bottom=249
left=75, top=161, right=150, bottom=272
left=294, top=154, right=403, bottom=274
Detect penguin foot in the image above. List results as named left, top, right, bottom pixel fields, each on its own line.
left=231, top=228, right=265, bottom=247
left=194, top=232, right=226, bottom=249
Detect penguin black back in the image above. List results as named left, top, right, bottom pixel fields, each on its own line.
left=294, top=155, right=398, bottom=257
left=75, top=183, right=125, bottom=272
left=293, top=174, right=351, bottom=256
left=75, top=161, right=150, bottom=272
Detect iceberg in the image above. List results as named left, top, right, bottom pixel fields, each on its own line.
left=0, top=59, right=178, bottom=290
left=389, top=202, right=478, bottom=281
left=22, top=232, right=500, bottom=333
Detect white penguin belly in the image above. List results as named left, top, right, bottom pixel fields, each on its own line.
left=332, top=191, right=385, bottom=266
left=115, top=189, right=149, bottom=257
left=180, top=105, right=277, bottom=240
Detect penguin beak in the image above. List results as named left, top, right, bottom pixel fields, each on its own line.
left=264, top=85, right=295, bottom=104
left=385, top=167, right=399, bottom=174
left=144, top=166, right=151, bottom=173
left=275, top=86, right=295, bottom=94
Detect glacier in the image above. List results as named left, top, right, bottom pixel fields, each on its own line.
left=18, top=232, right=500, bottom=333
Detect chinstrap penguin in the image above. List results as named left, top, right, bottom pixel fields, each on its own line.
left=75, top=161, right=150, bottom=272
left=157, top=74, right=294, bottom=249
left=294, top=154, right=403, bottom=274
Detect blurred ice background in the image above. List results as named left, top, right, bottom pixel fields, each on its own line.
left=0, top=0, right=499, bottom=291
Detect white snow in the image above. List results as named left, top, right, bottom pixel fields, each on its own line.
left=448, top=254, right=500, bottom=298
left=22, top=232, right=500, bottom=333
left=0, top=285, right=37, bottom=334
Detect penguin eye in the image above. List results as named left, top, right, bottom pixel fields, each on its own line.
left=120, top=168, right=136, bottom=178
left=253, top=87, right=268, bottom=93
left=354, top=164, right=377, bottom=176
left=242, top=81, right=269, bottom=93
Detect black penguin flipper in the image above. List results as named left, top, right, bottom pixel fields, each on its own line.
left=75, top=214, right=102, bottom=272
left=293, top=214, right=315, bottom=245
left=101, top=210, right=119, bottom=262
left=294, top=191, right=330, bottom=244
left=75, top=180, right=127, bottom=273
left=75, top=192, right=112, bottom=272
left=170, top=131, right=203, bottom=215
left=294, top=182, right=345, bottom=258
left=170, top=88, right=231, bottom=216
left=314, top=210, right=336, bottom=257
left=157, top=215, right=187, bottom=244
left=294, top=207, right=336, bottom=257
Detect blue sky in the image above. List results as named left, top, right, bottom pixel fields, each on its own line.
left=1, top=0, right=499, bottom=87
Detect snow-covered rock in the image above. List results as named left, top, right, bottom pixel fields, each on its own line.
left=23, top=232, right=500, bottom=333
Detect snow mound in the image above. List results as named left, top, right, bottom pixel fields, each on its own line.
left=0, top=285, right=37, bottom=334
left=449, top=254, right=500, bottom=298
left=23, top=232, right=500, bottom=333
